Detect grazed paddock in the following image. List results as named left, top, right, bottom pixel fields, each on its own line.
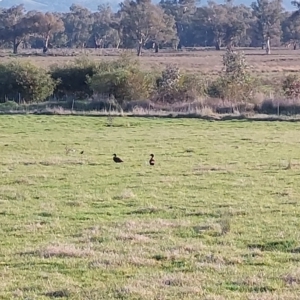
left=1, top=115, right=300, bottom=299
left=1, top=47, right=300, bottom=78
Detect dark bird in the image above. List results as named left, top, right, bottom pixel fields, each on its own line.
left=80, top=150, right=84, bottom=154
left=113, top=153, right=123, bottom=163
left=149, top=154, right=155, bottom=166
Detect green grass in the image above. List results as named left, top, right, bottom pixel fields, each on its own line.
left=1, top=115, right=300, bottom=299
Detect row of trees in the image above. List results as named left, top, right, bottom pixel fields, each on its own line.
left=1, top=0, right=300, bottom=55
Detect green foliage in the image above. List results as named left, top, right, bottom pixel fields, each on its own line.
left=0, top=60, right=55, bottom=103
left=0, top=100, right=20, bottom=110
left=88, top=54, right=155, bottom=104
left=207, top=77, right=225, bottom=99
left=208, top=76, right=258, bottom=102
left=0, top=0, right=293, bottom=53
left=178, top=73, right=207, bottom=99
left=282, top=74, right=300, bottom=98
left=50, top=56, right=99, bottom=99
left=119, top=0, right=177, bottom=54
left=208, top=49, right=258, bottom=102
left=158, top=65, right=181, bottom=91
left=222, top=49, right=249, bottom=82
left=154, top=65, right=206, bottom=103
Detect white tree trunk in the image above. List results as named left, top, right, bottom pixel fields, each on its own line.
left=266, top=37, right=270, bottom=55
left=137, top=39, right=143, bottom=56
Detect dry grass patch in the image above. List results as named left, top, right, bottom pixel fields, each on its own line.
left=39, top=157, right=85, bottom=166
left=22, top=243, right=95, bottom=258
left=116, top=232, right=152, bottom=243
left=4, top=47, right=300, bottom=79
left=13, top=177, right=35, bottom=185
left=128, top=256, right=159, bottom=267
left=192, top=222, right=221, bottom=233
left=282, top=268, right=300, bottom=286
left=247, top=293, right=300, bottom=300
left=65, top=201, right=82, bottom=207
left=119, top=271, right=205, bottom=298
left=121, top=218, right=191, bottom=232
left=23, top=221, right=46, bottom=232
left=128, top=206, right=163, bottom=215
left=44, top=289, right=71, bottom=298
left=89, top=252, right=158, bottom=269
left=193, top=164, right=230, bottom=173
left=88, top=255, right=124, bottom=269
left=113, top=189, right=135, bottom=200
left=161, top=272, right=205, bottom=288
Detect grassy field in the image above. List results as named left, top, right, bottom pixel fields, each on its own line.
left=1, top=115, right=300, bottom=299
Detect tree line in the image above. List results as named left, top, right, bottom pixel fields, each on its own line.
left=1, top=0, right=300, bottom=55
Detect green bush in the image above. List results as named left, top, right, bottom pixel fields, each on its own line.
left=282, top=74, right=300, bottom=98
left=207, top=49, right=258, bottom=102
left=50, top=56, right=99, bottom=99
left=179, top=73, right=207, bottom=99
left=88, top=55, right=155, bottom=105
left=153, top=66, right=206, bottom=103
left=207, top=76, right=257, bottom=101
left=0, top=61, right=56, bottom=103
left=0, top=100, right=20, bottom=110
left=207, top=77, right=225, bottom=99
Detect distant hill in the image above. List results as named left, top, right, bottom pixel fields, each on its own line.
left=0, top=0, right=295, bottom=13
left=0, top=0, right=114, bottom=12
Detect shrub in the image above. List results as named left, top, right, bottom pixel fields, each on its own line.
left=153, top=65, right=206, bottom=103
left=50, top=56, right=99, bottom=99
left=206, top=77, right=225, bottom=99
left=0, top=60, right=56, bottom=103
left=88, top=55, right=155, bottom=105
left=282, top=74, right=300, bottom=98
left=0, top=100, right=20, bottom=110
left=208, top=76, right=258, bottom=102
left=178, top=73, right=207, bottom=100
left=207, top=49, right=258, bottom=102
